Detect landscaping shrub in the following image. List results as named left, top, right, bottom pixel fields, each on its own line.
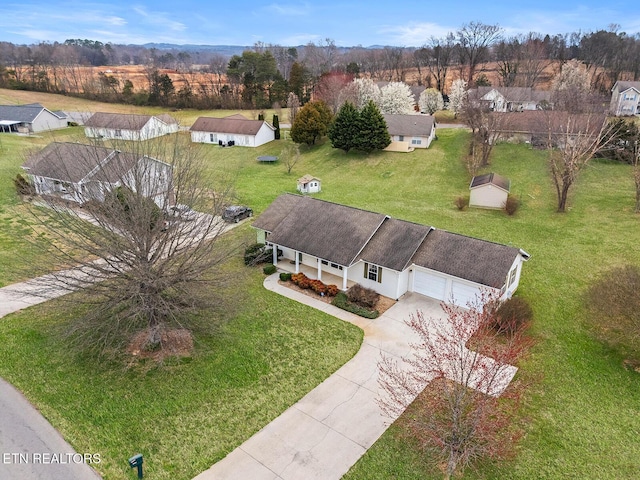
left=504, top=195, right=519, bottom=215
left=279, top=272, right=292, bottom=281
left=492, top=296, right=533, bottom=336
left=14, top=174, right=35, bottom=196
left=347, top=284, right=380, bottom=309
left=455, top=195, right=469, bottom=211
left=326, top=285, right=339, bottom=296
left=263, top=264, right=277, bottom=275
left=332, top=292, right=379, bottom=319
left=291, top=272, right=311, bottom=289
left=309, top=279, right=327, bottom=295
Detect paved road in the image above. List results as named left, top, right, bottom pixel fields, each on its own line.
left=0, top=379, right=102, bottom=480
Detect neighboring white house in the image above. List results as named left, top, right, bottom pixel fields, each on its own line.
left=84, top=112, right=179, bottom=141
left=22, top=142, right=173, bottom=207
left=382, top=113, right=436, bottom=151
left=469, top=173, right=511, bottom=209
left=610, top=81, right=640, bottom=116
left=297, top=174, right=321, bottom=194
left=468, top=87, right=552, bottom=112
left=253, top=194, right=529, bottom=307
left=189, top=114, right=276, bottom=147
left=0, top=103, right=68, bottom=133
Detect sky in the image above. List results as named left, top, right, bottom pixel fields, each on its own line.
left=1, top=0, right=639, bottom=47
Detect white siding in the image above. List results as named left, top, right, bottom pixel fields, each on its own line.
left=413, top=269, right=447, bottom=300
left=469, top=185, right=509, bottom=209
left=347, top=260, right=400, bottom=299
left=31, top=110, right=68, bottom=132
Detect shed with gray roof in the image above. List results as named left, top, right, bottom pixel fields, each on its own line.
left=253, top=194, right=529, bottom=306
left=469, top=172, right=511, bottom=209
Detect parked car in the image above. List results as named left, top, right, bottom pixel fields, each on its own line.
left=168, top=204, right=197, bottom=221
left=223, top=205, right=253, bottom=223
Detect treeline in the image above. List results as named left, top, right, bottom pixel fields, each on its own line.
left=0, top=23, right=639, bottom=109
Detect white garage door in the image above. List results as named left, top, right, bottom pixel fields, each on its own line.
left=413, top=270, right=447, bottom=300
left=451, top=281, right=482, bottom=308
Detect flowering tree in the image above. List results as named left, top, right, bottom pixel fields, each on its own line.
left=378, top=81, right=415, bottom=114
left=419, top=88, right=444, bottom=114
left=448, top=79, right=468, bottom=118
left=352, top=78, right=381, bottom=109
left=378, top=292, right=531, bottom=479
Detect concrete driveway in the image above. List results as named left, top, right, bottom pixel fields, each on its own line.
left=193, top=277, right=446, bottom=480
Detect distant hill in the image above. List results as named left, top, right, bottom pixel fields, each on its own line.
left=141, top=43, right=251, bottom=57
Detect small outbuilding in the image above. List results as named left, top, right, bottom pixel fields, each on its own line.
left=297, top=174, right=321, bottom=194
left=469, top=173, right=511, bottom=209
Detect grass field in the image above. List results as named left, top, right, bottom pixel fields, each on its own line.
left=0, top=89, right=639, bottom=479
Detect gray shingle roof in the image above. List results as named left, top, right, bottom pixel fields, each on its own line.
left=22, top=142, right=139, bottom=184
left=0, top=103, right=62, bottom=123
left=411, top=229, right=520, bottom=288
left=84, top=112, right=176, bottom=130
left=472, top=86, right=552, bottom=103
left=255, top=194, right=524, bottom=287
left=614, top=81, right=640, bottom=92
left=190, top=116, right=273, bottom=135
left=470, top=173, right=511, bottom=192
left=383, top=114, right=435, bottom=137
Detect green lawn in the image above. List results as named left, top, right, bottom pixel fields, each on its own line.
left=0, top=89, right=639, bottom=479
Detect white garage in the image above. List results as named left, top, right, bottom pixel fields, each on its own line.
left=413, top=270, right=447, bottom=301
left=413, top=269, right=485, bottom=308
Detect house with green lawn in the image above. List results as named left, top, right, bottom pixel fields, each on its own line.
left=253, top=194, right=529, bottom=307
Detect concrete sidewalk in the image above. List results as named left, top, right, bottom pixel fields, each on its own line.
left=193, top=275, right=444, bottom=480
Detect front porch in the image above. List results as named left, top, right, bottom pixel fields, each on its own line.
left=275, top=260, right=356, bottom=291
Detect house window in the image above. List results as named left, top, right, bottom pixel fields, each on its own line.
left=508, top=266, right=517, bottom=287
left=210, top=133, right=214, bottom=142
left=364, top=262, right=382, bottom=283
left=321, top=260, right=329, bottom=265
left=330, top=263, right=343, bottom=270
left=115, top=129, right=122, bottom=137
left=411, top=139, right=422, bottom=145
left=398, top=135, right=404, bottom=141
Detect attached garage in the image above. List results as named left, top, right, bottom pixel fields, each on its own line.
left=413, top=270, right=447, bottom=301
left=451, top=280, right=483, bottom=308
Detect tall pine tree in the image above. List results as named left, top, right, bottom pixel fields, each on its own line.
left=328, top=101, right=360, bottom=152
left=356, top=100, right=391, bottom=153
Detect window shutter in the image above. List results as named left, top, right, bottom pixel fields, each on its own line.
left=364, top=262, right=368, bottom=278
left=378, top=267, right=382, bottom=283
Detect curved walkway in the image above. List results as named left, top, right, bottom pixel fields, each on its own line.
left=193, top=275, right=445, bottom=480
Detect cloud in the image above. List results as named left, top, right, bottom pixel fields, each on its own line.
left=132, top=6, right=186, bottom=31
left=265, top=3, right=310, bottom=16
left=379, top=22, right=455, bottom=47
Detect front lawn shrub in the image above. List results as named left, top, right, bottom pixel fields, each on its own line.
left=326, top=285, right=339, bottom=296
left=309, top=279, right=327, bottom=295
left=244, top=243, right=267, bottom=265
left=263, top=264, right=277, bottom=275
left=279, top=272, right=292, bottom=281
left=492, top=296, right=533, bottom=336
left=504, top=195, right=519, bottom=215
left=455, top=195, right=469, bottom=211
left=332, top=292, right=379, bottom=319
left=347, top=284, right=380, bottom=309
left=14, top=173, right=35, bottom=196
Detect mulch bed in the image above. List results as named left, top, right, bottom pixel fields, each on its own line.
left=278, top=279, right=396, bottom=315
left=128, top=328, right=194, bottom=361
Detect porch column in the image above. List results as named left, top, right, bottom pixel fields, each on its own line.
left=342, top=267, right=348, bottom=291
left=317, top=258, right=322, bottom=280
left=295, top=252, right=300, bottom=273
left=272, top=244, right=278, bottom=266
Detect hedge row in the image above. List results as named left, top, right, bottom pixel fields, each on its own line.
left=331, top=292, right=379, bottom=319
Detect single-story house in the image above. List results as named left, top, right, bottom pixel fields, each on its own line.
left=469, top=173, right=511, bottom=209
left=610, top=81, right=640, bottom=116
left=492, top=110, right=606, bottom=148
left=189, top=114, right=276, bottom=147
left=0, top=103, right=68, bottom=133
left=84, top=112, right=179, bottom=141
left=297, top=174, right=321, bottom=194
left=468, top=87, right=553, bottom=112
left=253, top=194, right=529, bottom=307
left=383, top=113, right=436, bottom=151
left=22, top=142, right=173, bottom=206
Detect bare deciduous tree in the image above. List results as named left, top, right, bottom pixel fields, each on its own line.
left=281, top=143, right=301, bottom=175
left=378, top=292, right=531, bottom=480
left=456, top=22, right=503, bottom=84
left=23, top=133, right=241, bottom=356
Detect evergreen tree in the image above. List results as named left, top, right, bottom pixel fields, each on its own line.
left=355, top=100, right=391, bottom=153
left=328, top=101, right=360, bottom=152
left=272, top=114, right=280, bottom=140
left=290, top=101, right=332, bottom=145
